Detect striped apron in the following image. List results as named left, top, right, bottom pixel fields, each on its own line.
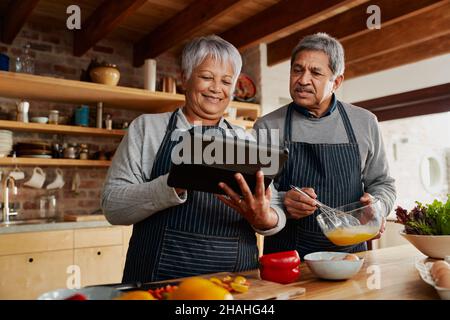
left=122, top=110, right=258, bottom=283
left=264, top=102, right=367, bottom=259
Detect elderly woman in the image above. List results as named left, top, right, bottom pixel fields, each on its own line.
left=101, top=35, right=286, bottom=283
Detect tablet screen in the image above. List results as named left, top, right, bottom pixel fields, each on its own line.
left=167, top=129, right=288, bottom=195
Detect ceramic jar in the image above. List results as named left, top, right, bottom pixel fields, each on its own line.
left=89, top=64, right=120, bottom=86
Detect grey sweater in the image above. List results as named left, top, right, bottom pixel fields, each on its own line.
left=101, top=108, right=286, bottom=236
left=253, top=102, right=396, bottom=216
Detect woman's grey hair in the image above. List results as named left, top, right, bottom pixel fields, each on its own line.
left=181, top=35, right=242, bottom=87
left=291, top=32, right=345, bottom=78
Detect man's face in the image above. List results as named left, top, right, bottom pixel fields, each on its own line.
left=289, top=50, right=343, bottom=115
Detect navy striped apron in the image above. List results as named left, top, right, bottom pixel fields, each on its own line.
left=122, top=110, right=258, bottom=283
left=264, top=102, right=367, bottom=258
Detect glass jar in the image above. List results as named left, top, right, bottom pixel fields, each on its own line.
left=39, top=195, right=57, bottom=219
left=79, top=144, right=89, bottom=160
left=63, top=143, right=79, bottom=159
left=15, top=44, right=35, bottom=74
left=105, top=114, right=112, bottom=130
left=49, top=110, right=59, bottom=124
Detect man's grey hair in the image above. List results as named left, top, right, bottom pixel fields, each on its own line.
left=181, top=35, right=242, bottom=87
left=291, top=32, right=345, bottom=78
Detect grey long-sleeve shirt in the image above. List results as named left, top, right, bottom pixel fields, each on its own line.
left=101, top=108, right=286, bottom=236
left=253, top=102, right=396, bottom=216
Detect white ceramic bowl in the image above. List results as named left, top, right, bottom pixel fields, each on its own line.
left=37, top=286, right=121, bottom=300
left=400, top=231, right=450, bottom=259
left=304, top=251, right=364, bottom=280
left=31, top=117, right=49, bottom=124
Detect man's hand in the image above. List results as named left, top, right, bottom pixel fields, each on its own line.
left=284, top=187, right=317, bottom=219
left=360, top=192, right=374, bottom=205
left=360, top=192, right=385, bottom=240
left=370, top=216, right=386, bottom=240
left=216, top=171, right=278, bottom=230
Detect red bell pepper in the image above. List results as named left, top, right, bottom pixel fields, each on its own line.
left=259, top=250, right=301, bottom=284
left=65, top=293, right=87, bottom=300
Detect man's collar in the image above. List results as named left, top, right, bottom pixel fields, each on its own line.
left=292, top=94, right=337, bottom=118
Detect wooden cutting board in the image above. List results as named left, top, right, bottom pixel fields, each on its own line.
left=63, top=214, right=107, bottom=222
left=201, top=270, right=306, bottom=300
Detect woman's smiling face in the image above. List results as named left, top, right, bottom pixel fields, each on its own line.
left=183, top=55, right=234, bottom=124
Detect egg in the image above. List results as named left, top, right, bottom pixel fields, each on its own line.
left=434, top=267, right=450, bottom=283
left=331, top=255, right=343, bottom=261
left=430, top=261, right=450, bottom=279
left=435, top=271, right=450, bottom=289
left=343, top=254, right=359, bottom=261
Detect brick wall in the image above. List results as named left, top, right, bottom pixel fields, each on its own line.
left=241, top=45, right=262, bottom=104
left=0, top=22, right=263, bottom=221
left=0, top=22, right=183, bottom=220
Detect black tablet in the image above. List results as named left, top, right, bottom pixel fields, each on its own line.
left=167, top=130, right=289, bottom=195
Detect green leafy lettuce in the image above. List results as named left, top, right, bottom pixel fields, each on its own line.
left=395, top=195, right=450, bottom=235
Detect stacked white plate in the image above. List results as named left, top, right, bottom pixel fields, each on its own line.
left=0, top=130, right=13, bottom=158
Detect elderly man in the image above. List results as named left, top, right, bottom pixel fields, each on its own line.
left=254, top=33, right=396, bottom=257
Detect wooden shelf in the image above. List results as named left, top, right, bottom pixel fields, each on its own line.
left=0, top=120, right=126, bottom=137
left=0, top=71, right=260, bottom=117
left=225, top=118, right=255, bottom=129
left=0, top=157, right=111, bottom=167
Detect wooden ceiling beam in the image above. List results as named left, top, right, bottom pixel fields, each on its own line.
left=133, top=0, right=246, bottom=67
left=73, top=0, right=147, bottom=57
left=354, top=83, right=450, bottom=121
left=343, top=2, right=450, bottom=64
left=345, top=33, right=450, bottom=79
left=267, top=0, right=445, bottom=66
left=220, top=0, right=360, bottom=52
left=1, top=0, right=40, bottom=44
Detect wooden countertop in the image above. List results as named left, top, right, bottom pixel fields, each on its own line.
left=167, top=244, right=440, bottom=300
left=0, top=219, right=113, bottom=235
left=294, top=244, right=440, bottom=300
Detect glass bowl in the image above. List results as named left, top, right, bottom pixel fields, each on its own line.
left=316, top=199, right=385, bottom=246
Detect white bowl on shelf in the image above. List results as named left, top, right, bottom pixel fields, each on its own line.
left=30, top=117, right=49, bottom=124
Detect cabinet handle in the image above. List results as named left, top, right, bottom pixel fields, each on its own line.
left=28, top=258, right=34, bottom=263
left=97, top=251, right=101, bottom=256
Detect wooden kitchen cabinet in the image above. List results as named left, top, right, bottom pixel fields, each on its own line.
left=0, top=230, right=73, bottom=256
left=122, top=225, right=133, bottom=259
left=74, top=246, right=123, bottom=287
left=0, top=250, right=73, bottom=300
left=0, top=225, right=130, bottom=299
left=74, top=227, right=123, bottom=248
